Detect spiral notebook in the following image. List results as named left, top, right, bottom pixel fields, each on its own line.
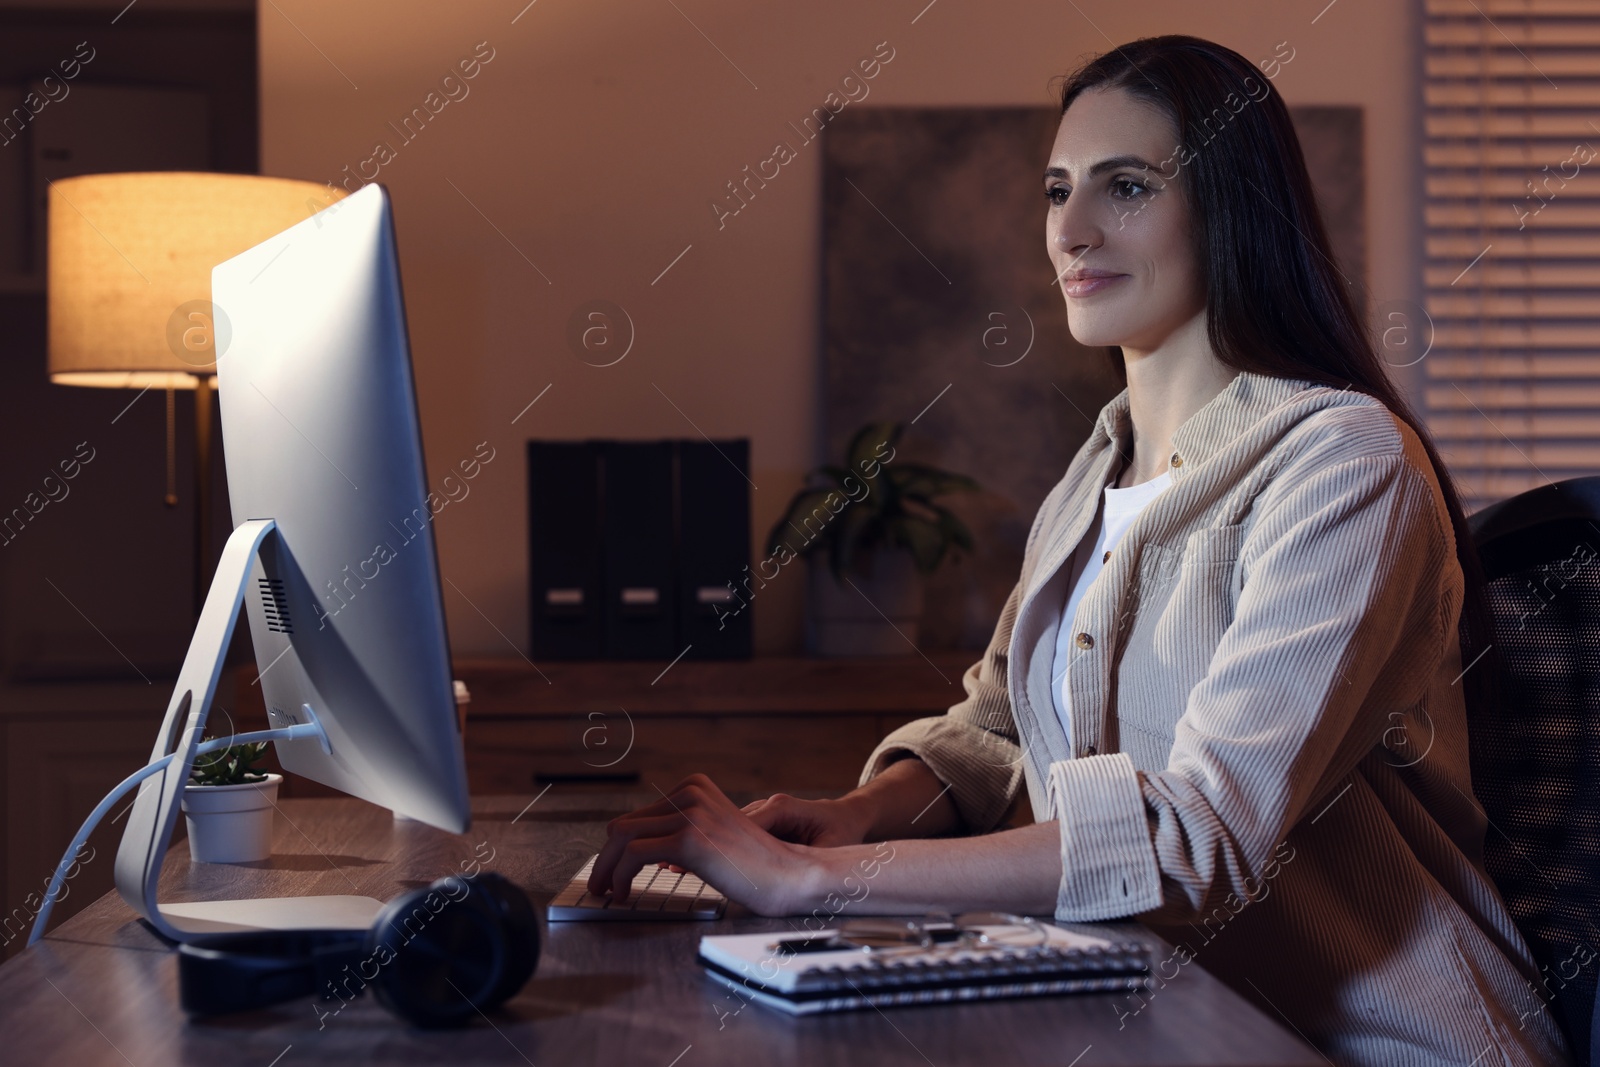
left=697, top=922, right=1151, bottom=1016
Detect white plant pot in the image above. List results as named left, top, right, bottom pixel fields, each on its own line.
left=180, top=774, right=282, bottom=864
left=806, top=551, right=924, bottom=657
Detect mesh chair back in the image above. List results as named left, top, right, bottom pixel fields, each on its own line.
left=1471, top=477, right=1600, bottom=1065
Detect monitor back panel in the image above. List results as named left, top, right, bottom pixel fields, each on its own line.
left=212, top=184, right=470, bottom=833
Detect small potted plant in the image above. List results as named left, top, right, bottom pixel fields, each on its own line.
left=181, top=740, right=282, bottom=864
left=767, top=421, right=979, bottom=656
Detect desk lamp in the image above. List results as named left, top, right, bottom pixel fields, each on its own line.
left=47, top=172, right=344, bottom=616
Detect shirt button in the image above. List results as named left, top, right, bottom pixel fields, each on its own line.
left=1170, top=451, right=1183, bottom=468
left=1075, top=632, right=1094, bottom=650
left=1080, top=745, right=1098, bottom=758
left=1102, top=550, right=1111, bottom=564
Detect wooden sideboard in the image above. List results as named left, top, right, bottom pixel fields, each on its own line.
left=0, top=676, right=208, bottom=962
left=235, top=652, right=979, bottom=798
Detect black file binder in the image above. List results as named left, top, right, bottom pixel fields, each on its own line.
left=527, top=442, right=603, bottom=659
left=677, top=439, right=752, bottom=659
left=600, top=441, right=677, bottom=659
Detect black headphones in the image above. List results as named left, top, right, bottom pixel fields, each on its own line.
left=177, top=872, right=540, bottom=1028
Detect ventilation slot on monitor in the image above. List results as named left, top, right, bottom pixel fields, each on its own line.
left=258, top=577, right=292, bottom=634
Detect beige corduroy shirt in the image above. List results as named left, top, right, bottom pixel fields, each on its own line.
left=858, top=371, right=1570, bottom=1067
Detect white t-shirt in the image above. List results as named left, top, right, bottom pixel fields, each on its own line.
left=1050, top=470, right=1173, bottom=739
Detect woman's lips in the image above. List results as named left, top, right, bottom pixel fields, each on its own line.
left=1061, top=273, right=1128, bottom=298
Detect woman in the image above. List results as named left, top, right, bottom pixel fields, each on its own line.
left=590, top=36, right=1569, bottom=1067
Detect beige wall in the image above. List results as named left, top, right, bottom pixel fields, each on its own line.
left=260, top=0, right=1422, bottom=657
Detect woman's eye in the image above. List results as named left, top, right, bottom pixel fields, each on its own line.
left=1109, top=177, right=1149, bottom=200
left=1045, top=185, right=1069, bottom=206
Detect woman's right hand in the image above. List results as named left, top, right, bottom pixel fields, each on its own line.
left=740, top=792, right=875, bottom=848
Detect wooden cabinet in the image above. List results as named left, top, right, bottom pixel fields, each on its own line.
left=465, top=711, right=918, bottom=794
left=0, top=681, right=177, bottom=962
left=450, top=654, right=976, bottom=795
left=231, top=653, right=978, bottom=798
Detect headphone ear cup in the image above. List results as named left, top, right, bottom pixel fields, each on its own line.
left=176, top=930, right=365, bottom=1018
left=460, top=872, right=540, bottom=1007
left=365, top=878, right=508, bottom=1028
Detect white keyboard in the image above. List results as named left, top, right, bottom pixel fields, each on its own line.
left=547, top=855, right=728, bottom=921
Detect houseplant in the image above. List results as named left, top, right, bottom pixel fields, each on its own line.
left=766, top=421, right=979, bottom=656
left=180, top=739, right=282, bottom=863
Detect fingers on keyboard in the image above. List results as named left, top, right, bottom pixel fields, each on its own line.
left=549, top=854, right=727, bottom=919
left=550, top=883, right=588, bottom=907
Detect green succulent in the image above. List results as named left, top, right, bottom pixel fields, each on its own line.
left=189, top=740, right=271, bottom=786
left=766, top=421, right=979, bottom=583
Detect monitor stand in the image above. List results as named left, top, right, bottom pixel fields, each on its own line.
left=109, top=518, right=385, bottom=942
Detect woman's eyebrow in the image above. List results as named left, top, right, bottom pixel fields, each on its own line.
left=1043, top=155, right=1159, bottom=183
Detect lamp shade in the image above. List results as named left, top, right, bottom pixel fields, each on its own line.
left=48, top=172, right=345, bottom=389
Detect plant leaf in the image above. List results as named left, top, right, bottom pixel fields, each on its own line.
left=188, top=739, right=272, bottom=786
left=888, top=462, right=981, bottom=501
left=887, top=514, right=947, bottom=573
left=927, top=502, right=977, bottom=553
left=846, top=421, right=903, bottom=480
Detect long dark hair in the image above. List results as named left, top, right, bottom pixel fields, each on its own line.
left=1058, top=36, right=1494, bottom=729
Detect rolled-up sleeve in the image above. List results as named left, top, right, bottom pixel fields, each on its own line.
left=857, top=581, right=1028, bottom=835
left=1047, top=753, right=1164, bottom=915
left=1046, top=453, right=1455, bottom=922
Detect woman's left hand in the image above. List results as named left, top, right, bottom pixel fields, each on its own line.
left=586, top=773, right=819, bottom=916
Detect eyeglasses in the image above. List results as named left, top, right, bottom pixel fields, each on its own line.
left=771, top=912, right=1049, bottom=958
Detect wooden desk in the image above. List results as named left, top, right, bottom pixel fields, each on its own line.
left=1, top=793, right=1324, bottom=1066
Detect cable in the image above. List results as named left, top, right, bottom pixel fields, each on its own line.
left=27, top=719, right=327, bottom=947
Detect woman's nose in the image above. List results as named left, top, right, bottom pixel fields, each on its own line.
left=1054, top=203, right=1102, bottom=260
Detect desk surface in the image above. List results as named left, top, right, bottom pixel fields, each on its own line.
left=3, top=793, right=1323, bottom=1066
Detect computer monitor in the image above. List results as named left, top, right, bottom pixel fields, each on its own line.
left=105, top=182, right=470, bottom=939
left=215, top=183, right=468, bottom=830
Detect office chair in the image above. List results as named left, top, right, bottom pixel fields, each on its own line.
left=1469, top=476, right=1600, bottom=1067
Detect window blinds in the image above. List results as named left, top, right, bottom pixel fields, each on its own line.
left=1423, top=0, right=1600, bottom=512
